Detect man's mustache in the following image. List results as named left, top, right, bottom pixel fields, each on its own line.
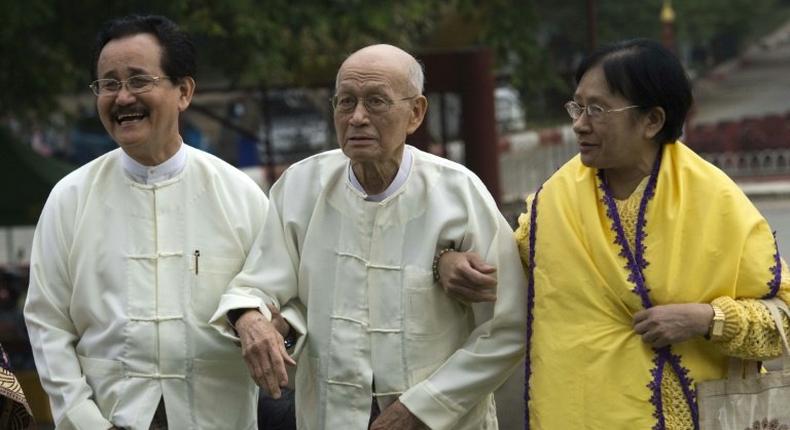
left=110, top=105, right=148, bottom=117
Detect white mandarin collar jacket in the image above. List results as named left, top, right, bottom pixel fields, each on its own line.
left=212, top=146, right=527, bottom=430
left=25, top=145, right=268, bottom=430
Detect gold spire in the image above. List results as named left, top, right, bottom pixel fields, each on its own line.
left=661, top=0, right=676, bottom=24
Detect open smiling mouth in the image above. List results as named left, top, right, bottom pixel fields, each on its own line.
left=115, top=112, right=147, bottom=125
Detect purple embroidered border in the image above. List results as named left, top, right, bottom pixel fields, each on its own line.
left=597, top=169, right=652, bottom=309
left=647, top=353, right=666, bottom=430
left=634, top=155, right=660, bottom=272
left=524, top=186, right=542, bottom=430
left=763, top=232, right=783, bottom=299
left=597, top=148, right=699, bottom=430
left=665, top=349, right=699, bottom=427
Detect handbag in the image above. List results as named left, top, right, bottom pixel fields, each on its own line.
left=697, top=298, right=790, bottom=430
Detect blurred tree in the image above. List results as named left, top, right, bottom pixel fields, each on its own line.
left=180, top=0, right=441, bottom=87
left=674, top=0, right=777, bottom=64
left=465, top=0, right=781, bottom=123
left=1, top=0, right=442, bottom=119
left=0, top=0, right=186, bottom=122
left=0, top=1, right=77, bottom=120
left=0, top=0, right=783, bottom=124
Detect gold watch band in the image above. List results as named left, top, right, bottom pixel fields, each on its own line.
left=708, top=304, right=726, bottom=340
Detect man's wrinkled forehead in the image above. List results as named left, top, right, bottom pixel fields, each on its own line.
left=337, top=52, right=410, bottom=93
left=337, top=68, right=396, bottom=92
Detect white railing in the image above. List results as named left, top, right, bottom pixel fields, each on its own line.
left=701, top=149, right=790, bottom=177
left=499, top=127, right=577, bottom=204
left=497, top=138, right=790, bottom=224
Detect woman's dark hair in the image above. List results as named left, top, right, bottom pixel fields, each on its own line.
left=575, top=38, right=692, bottom=145
left=91, top=15, right=196, bottom=82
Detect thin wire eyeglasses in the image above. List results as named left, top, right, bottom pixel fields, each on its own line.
left=564, top=101, right=640, bottom=121
left=89, top=75, right=170, bottom=96
left=331, top=94, right=418, bottom=115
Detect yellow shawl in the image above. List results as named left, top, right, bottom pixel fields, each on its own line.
left=524, top=142, right=781, bottom=428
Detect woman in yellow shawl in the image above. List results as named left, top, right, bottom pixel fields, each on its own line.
left=436, top=39, right=790, bottom=429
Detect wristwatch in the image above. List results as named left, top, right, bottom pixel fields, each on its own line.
left=283, top=332, right=297, bottom=351
left=707, top=304, right=726, bottom=340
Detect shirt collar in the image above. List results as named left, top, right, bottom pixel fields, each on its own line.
left=121, top=143, right=187, bottom=184
left=348, top=146, right=412, bottom=202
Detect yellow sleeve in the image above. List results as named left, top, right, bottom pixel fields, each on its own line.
left=513, top=194, right=536, bottom=271
left=711, top=257, right=790, bottom=360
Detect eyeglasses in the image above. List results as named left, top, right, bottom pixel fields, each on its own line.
left=89, top=75, right=169, bottom=96
left=564, top=101, right=640, bottom=121
left=331, top=94, right=417, bottom=115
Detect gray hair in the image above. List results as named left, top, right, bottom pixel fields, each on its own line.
left=407, top=59, right=425, bottom=95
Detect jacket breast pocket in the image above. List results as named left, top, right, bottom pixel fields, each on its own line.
left=189, top=256, right=243, bottom=323
left=402, top=266, right=472, bottom=385
left=403, top=266, right=470, bottom=338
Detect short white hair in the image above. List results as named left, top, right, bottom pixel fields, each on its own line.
left=407, top=59, right=425, bottom=95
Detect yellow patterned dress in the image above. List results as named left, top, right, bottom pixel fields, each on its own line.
left=515, top=142, right=790, bottom=429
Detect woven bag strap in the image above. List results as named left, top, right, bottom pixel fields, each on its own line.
left=760, top=298, right=790, bottom=370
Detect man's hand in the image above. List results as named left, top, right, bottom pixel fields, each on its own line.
left=235, top=309, right=296, bottom=399
left=370, top=400, right=427, bottom=430
left=633, top=303, right=714, bottom=348
left=438, top=251, right=497, bottom=303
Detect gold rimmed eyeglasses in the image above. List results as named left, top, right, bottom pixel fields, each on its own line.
left=89, top=75, right=170, bottom=96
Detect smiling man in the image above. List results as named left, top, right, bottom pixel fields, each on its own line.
left=24, top=15, right=268, bottom=429
left=210, top=44, right=526, bottom=429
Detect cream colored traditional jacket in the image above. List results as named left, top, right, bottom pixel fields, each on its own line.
left=212, top=146, right=526, bottom=430
left=25, top=145, right=267, bottom=430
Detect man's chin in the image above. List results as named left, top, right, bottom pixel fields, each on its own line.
left=342, top=146, right=380, bottom=162
left=115, top=137, right=150, bottom=156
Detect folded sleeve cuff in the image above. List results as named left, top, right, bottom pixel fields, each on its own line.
left=209, top=293, right=272, bottom=341
left=61, top=398, right=113, bottom=430
left=399, top=380, right=463, bottom=430
left=280, top=305, right=307, bottom=359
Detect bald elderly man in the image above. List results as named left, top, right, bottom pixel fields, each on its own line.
left=210, top=44, right=526, bottom=429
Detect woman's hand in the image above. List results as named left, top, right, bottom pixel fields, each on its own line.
left=437, top=251, right=498, bottom=303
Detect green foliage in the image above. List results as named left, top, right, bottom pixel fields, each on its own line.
left=470, top=0, right=782, bottom=121
left=0, top=0, right=74, bottom=118
left=0, top=0, right=783, bottom=122
left=180, top=0, right=441, bottom=87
